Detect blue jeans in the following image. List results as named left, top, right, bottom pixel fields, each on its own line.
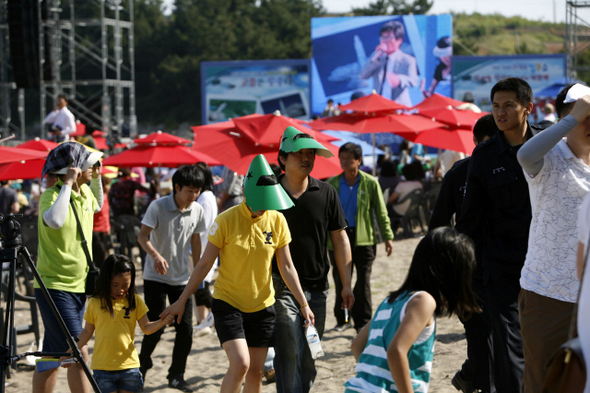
left=35, top=289, right=85, bottom=353
left=94, top=368, right=143, bottom=393
left=272, top=273, right=328, bottom=393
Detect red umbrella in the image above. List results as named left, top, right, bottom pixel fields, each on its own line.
left=192, top=123, right=342, bottom=179
left=88, top=136, right=127, bottom=150
left=0, top=146, right=48, bottom=165
left=231, top=112, right=336, bottom=148
left=91, top=130, right=107, bottom=138
left=69, top=123, right=87, bottom=137
left=0, top=159, right=45, bottom=181
left=93, top=136, right=109, bottom=151
left=17, top=138, right=59, bottom=152
left=133, top=130, right=191, bottom=145
left=412, top=93, right=465, bottom=110
left=338, top=92, right=408, bottom=114
left=102, top=144, right=220, bottom=168
left=406, top=127, right=476, bottom=155
left=309, top=112, right=444, bottom=135
left=418, top=106, right=489, bottom=129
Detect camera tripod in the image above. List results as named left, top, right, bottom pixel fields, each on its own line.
left=0, top=214, right=101, bottom=393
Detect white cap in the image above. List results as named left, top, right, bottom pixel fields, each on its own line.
left=564, top=83, right=590, bottom=104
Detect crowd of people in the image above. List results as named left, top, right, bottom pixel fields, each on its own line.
left=2, top=76, right=589, bottom=393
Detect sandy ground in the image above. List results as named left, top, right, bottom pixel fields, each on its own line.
left=3, top=237, right=466, bottom=392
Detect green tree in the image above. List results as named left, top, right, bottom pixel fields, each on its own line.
left=351, top=0, right=433, bottom=15
left=134, top=0, right=170, bottom=123
left=133, top=0, right=323, bottom=126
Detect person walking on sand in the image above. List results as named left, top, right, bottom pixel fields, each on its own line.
left=137, top=165, right=207, bottom=392
left=327, top=142, right=394, bottom=333
left=163, top=155, right=314, bottom=393
left=60, top=254, right=174, bottom=393
left=273, top=126, right=354, bottom=393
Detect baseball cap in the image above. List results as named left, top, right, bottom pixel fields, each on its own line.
left=279, top=126, right=333, bottom=158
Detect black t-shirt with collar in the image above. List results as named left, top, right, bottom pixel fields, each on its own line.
left=272, top=175, right=348, bottom=291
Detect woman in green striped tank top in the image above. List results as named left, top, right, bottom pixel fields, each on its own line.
left=345, top=227, right=481, bottom=393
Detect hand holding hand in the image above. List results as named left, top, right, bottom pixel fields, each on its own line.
left=162, top=314, right=175, bottom=326
left=161, top=300, right=186, bottom=325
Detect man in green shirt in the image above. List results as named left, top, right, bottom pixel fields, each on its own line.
left=327, top=142, right=394, bottom=332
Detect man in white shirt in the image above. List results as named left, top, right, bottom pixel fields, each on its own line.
left=45, top=93, right=76, bottom=142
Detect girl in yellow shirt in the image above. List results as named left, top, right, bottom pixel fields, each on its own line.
left=164, top=155, right=315, bottom=393
left=61, top=254, right=173, bottom=393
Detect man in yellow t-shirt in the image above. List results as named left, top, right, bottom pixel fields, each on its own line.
left=164, top=154, right=315, bottom=392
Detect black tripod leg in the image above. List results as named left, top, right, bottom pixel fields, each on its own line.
left=0, top=248, right=18, bottom=393
left=19, top=247, right=102, bottom=393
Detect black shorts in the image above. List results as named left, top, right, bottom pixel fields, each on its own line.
left=211, top=298, right=275, bottom=347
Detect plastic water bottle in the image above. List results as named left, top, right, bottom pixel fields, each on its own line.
left=305, top=325, right=325, bottom=359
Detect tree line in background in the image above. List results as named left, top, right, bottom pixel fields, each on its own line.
left=134, top=0, right=436, bottom=128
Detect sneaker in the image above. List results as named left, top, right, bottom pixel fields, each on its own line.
left=334, top=322, right=352, bottom=332
left=168, top=375, right=194, bottom=392
left=194, top=312, right=214, bottom=330
left=451, top=370, right=475, bottom=393
left=194, top=326, right=213, bottom=337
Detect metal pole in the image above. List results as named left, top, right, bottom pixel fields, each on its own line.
left=18, top=89, right=24, bottom=140
left=128, top=0, right=136, bottom=137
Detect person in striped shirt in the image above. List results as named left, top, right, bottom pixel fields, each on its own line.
left=345, top=227, right=480, bottom=393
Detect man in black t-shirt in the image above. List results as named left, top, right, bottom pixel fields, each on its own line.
left=272, top=126, right=354, bottom=393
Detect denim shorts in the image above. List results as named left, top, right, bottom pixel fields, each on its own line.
left=93, top=368, right=143, bottom=393
left=34, top=288, right=86, bottom=353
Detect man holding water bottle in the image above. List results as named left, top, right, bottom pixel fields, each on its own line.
left=272, top=126, right=354, bottom=393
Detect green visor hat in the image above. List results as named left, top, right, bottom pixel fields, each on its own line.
left=279, top=126, right=334, bottom=158
left=244, top=155, right=294, bottom=212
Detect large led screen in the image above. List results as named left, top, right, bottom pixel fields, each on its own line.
left=311, top=14, right=453, bottom=115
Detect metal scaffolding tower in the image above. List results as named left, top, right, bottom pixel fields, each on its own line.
left=566, top=0, right=590, bottom=82
left=0, top=0, right=23, bottom=140
left=0, top=0, right=136, bottom=142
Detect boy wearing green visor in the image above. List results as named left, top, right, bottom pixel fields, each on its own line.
left=163, top=155, right=314, bottom=393
left=273, top=126, right=354, bottom=393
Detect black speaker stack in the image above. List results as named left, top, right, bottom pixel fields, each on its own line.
left=6, top=0, right=52, bottom=89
